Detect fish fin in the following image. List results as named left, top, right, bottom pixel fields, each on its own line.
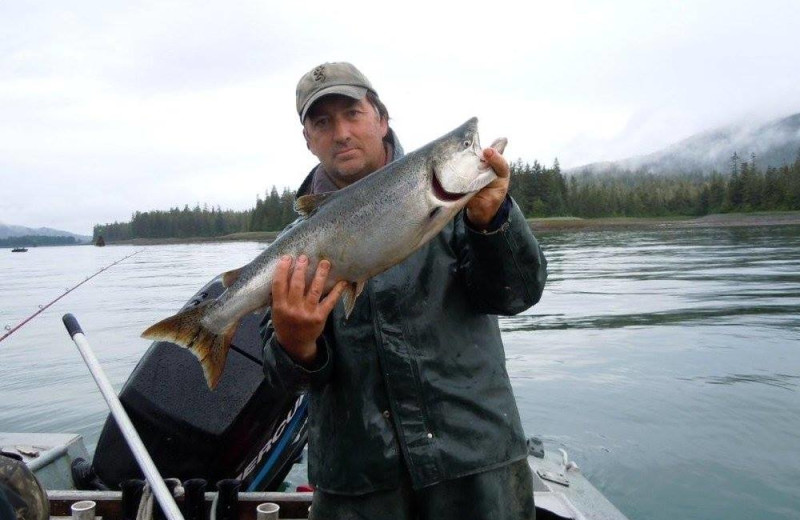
left=141, top=302, right=236, bottom=390
left=221, top=266, right=245, bottom=288
left=294, top=193, right=333, bottom=216
left=341, top=281, right=366, bottom=319
left=489, top=137, right=508, bottom=154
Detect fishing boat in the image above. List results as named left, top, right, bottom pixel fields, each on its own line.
left=11, top=247, right=28, bottom=252
left=2, top=432, right=627, bottom=520
left=2, top=275, right=629, bottom=519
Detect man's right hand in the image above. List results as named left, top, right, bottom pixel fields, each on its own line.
left=271, top=255, right=346, bottom=367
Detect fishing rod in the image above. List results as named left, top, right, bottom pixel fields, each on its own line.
left=62, top=313, right=185, bottom=520
left=0, top=249, right=142, bottom=344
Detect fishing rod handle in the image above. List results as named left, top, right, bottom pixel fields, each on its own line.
left=63, top=313, right=83, bottom=338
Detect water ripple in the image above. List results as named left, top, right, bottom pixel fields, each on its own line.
left=679, top=373, right=800, bottom=391
left=500, top=304, right=800, bottom=331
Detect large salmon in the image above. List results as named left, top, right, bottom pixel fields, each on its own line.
left=142, top=117, right=507, bottom=389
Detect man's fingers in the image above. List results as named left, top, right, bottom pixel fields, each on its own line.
left=274, top=255, right=346, bottom=322
left=307, top=259, right=331, bottom=302
left=320, top=281, right=348, bottom=315
left=483, top=148, right=510, bottom=178
left=272, top=255, right=293, bottom=301
left=288, top=255, right=309, bottom=303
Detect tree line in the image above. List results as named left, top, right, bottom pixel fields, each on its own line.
left=93, top=151, right=800, bottom=242
left=93, top=192, right=298, bottom=242
left=509, top=152, right=800, bottom=218
left=1, top=235, right=80, bottom=248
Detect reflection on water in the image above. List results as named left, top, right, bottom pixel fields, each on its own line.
left=1, top=226, right=800, bottom=520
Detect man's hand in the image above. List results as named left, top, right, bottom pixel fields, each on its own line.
left=271, top=255, right=346, bottom=367
left=465, top=147, right=510, bottom=230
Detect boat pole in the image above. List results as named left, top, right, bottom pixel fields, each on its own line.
left=62, top=313, right=184, bottom=520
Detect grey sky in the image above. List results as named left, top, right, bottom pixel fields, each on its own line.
left=2, top=0, right=799, bottom=235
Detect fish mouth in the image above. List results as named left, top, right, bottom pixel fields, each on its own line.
left=431, top=170, right=470, bottom=202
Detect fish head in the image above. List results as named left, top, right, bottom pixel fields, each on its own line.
left=428, top=117, right=504, bottom=207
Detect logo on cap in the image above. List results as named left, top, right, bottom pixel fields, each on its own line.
left=312, top=65, right=326, bottom=82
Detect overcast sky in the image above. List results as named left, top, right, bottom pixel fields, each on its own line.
left=2, top=0, right=799, bottom=235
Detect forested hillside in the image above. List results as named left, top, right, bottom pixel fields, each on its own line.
left=510, top=152, right=800, bottom=218
left=573, top=112, right=800, bottom=176
left=92, top=189, right=298, bottom=242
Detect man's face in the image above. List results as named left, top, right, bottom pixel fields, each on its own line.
left=303, top=95, right=389, bottom=187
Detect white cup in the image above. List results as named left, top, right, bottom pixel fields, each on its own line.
left=71, top=500, right=96, bottom=520
left=256, top=501, right=280, bottom=520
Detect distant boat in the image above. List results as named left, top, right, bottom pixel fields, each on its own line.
left=11, top=247, right=28, bottom=252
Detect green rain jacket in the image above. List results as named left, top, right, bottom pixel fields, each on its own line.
left=260, top=131, right=547, bottom=495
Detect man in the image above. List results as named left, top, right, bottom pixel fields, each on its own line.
left=261, top=62, right=547, bottom=519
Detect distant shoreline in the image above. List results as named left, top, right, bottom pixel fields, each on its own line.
left=528, top=210, right=800, bottom=232
left=104, top=211, right=800, bottom=245
left=108, top=231, right=281, bottom=246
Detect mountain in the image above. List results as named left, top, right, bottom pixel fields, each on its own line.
left=0, top=222, right=91, bottom=242
left=569, top=112, right=800, bottom=176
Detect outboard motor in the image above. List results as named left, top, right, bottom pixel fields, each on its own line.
left=90, top=276, right=308, bottom=491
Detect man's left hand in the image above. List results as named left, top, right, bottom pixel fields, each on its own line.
left=465, top=147, right=510, bottom=230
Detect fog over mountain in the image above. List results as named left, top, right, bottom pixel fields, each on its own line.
left=0, top=222, right=91, bottom=242
left=569, top=112, right=800, bottom=176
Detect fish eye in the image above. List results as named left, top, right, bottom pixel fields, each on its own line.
left=463, top=140, right=471, bottom=148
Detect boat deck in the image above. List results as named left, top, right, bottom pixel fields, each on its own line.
left=1, top=432, right=90, bottom=490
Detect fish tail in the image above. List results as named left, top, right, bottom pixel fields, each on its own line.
left=141, top=302, right=237, bottom=390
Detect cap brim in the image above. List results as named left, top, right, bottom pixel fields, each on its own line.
left=300, top=85, right=369, bottom=122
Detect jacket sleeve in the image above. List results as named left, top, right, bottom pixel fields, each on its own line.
left=456, top=196, right=548, bottom=315
left=259, top=309, right=334, bottom=394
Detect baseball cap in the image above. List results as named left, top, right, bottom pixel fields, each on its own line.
left=296, top=62, right=376, bottom=122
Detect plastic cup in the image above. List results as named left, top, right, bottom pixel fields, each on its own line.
left=71, top=500, right=96, bottom=520
left=256, top=501, right=280, bottom=520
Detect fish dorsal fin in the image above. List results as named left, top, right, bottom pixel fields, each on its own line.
left=294, top=192, right=333, bottom=216
left=221, top=266, right=246, bottom=288
left=341, top=280, right=366, bottom=319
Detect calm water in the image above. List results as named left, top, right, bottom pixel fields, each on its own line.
left=1, top=226, right=799, bottom=519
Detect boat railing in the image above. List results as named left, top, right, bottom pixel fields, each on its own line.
left=48, top=489, right=313, bottom=520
